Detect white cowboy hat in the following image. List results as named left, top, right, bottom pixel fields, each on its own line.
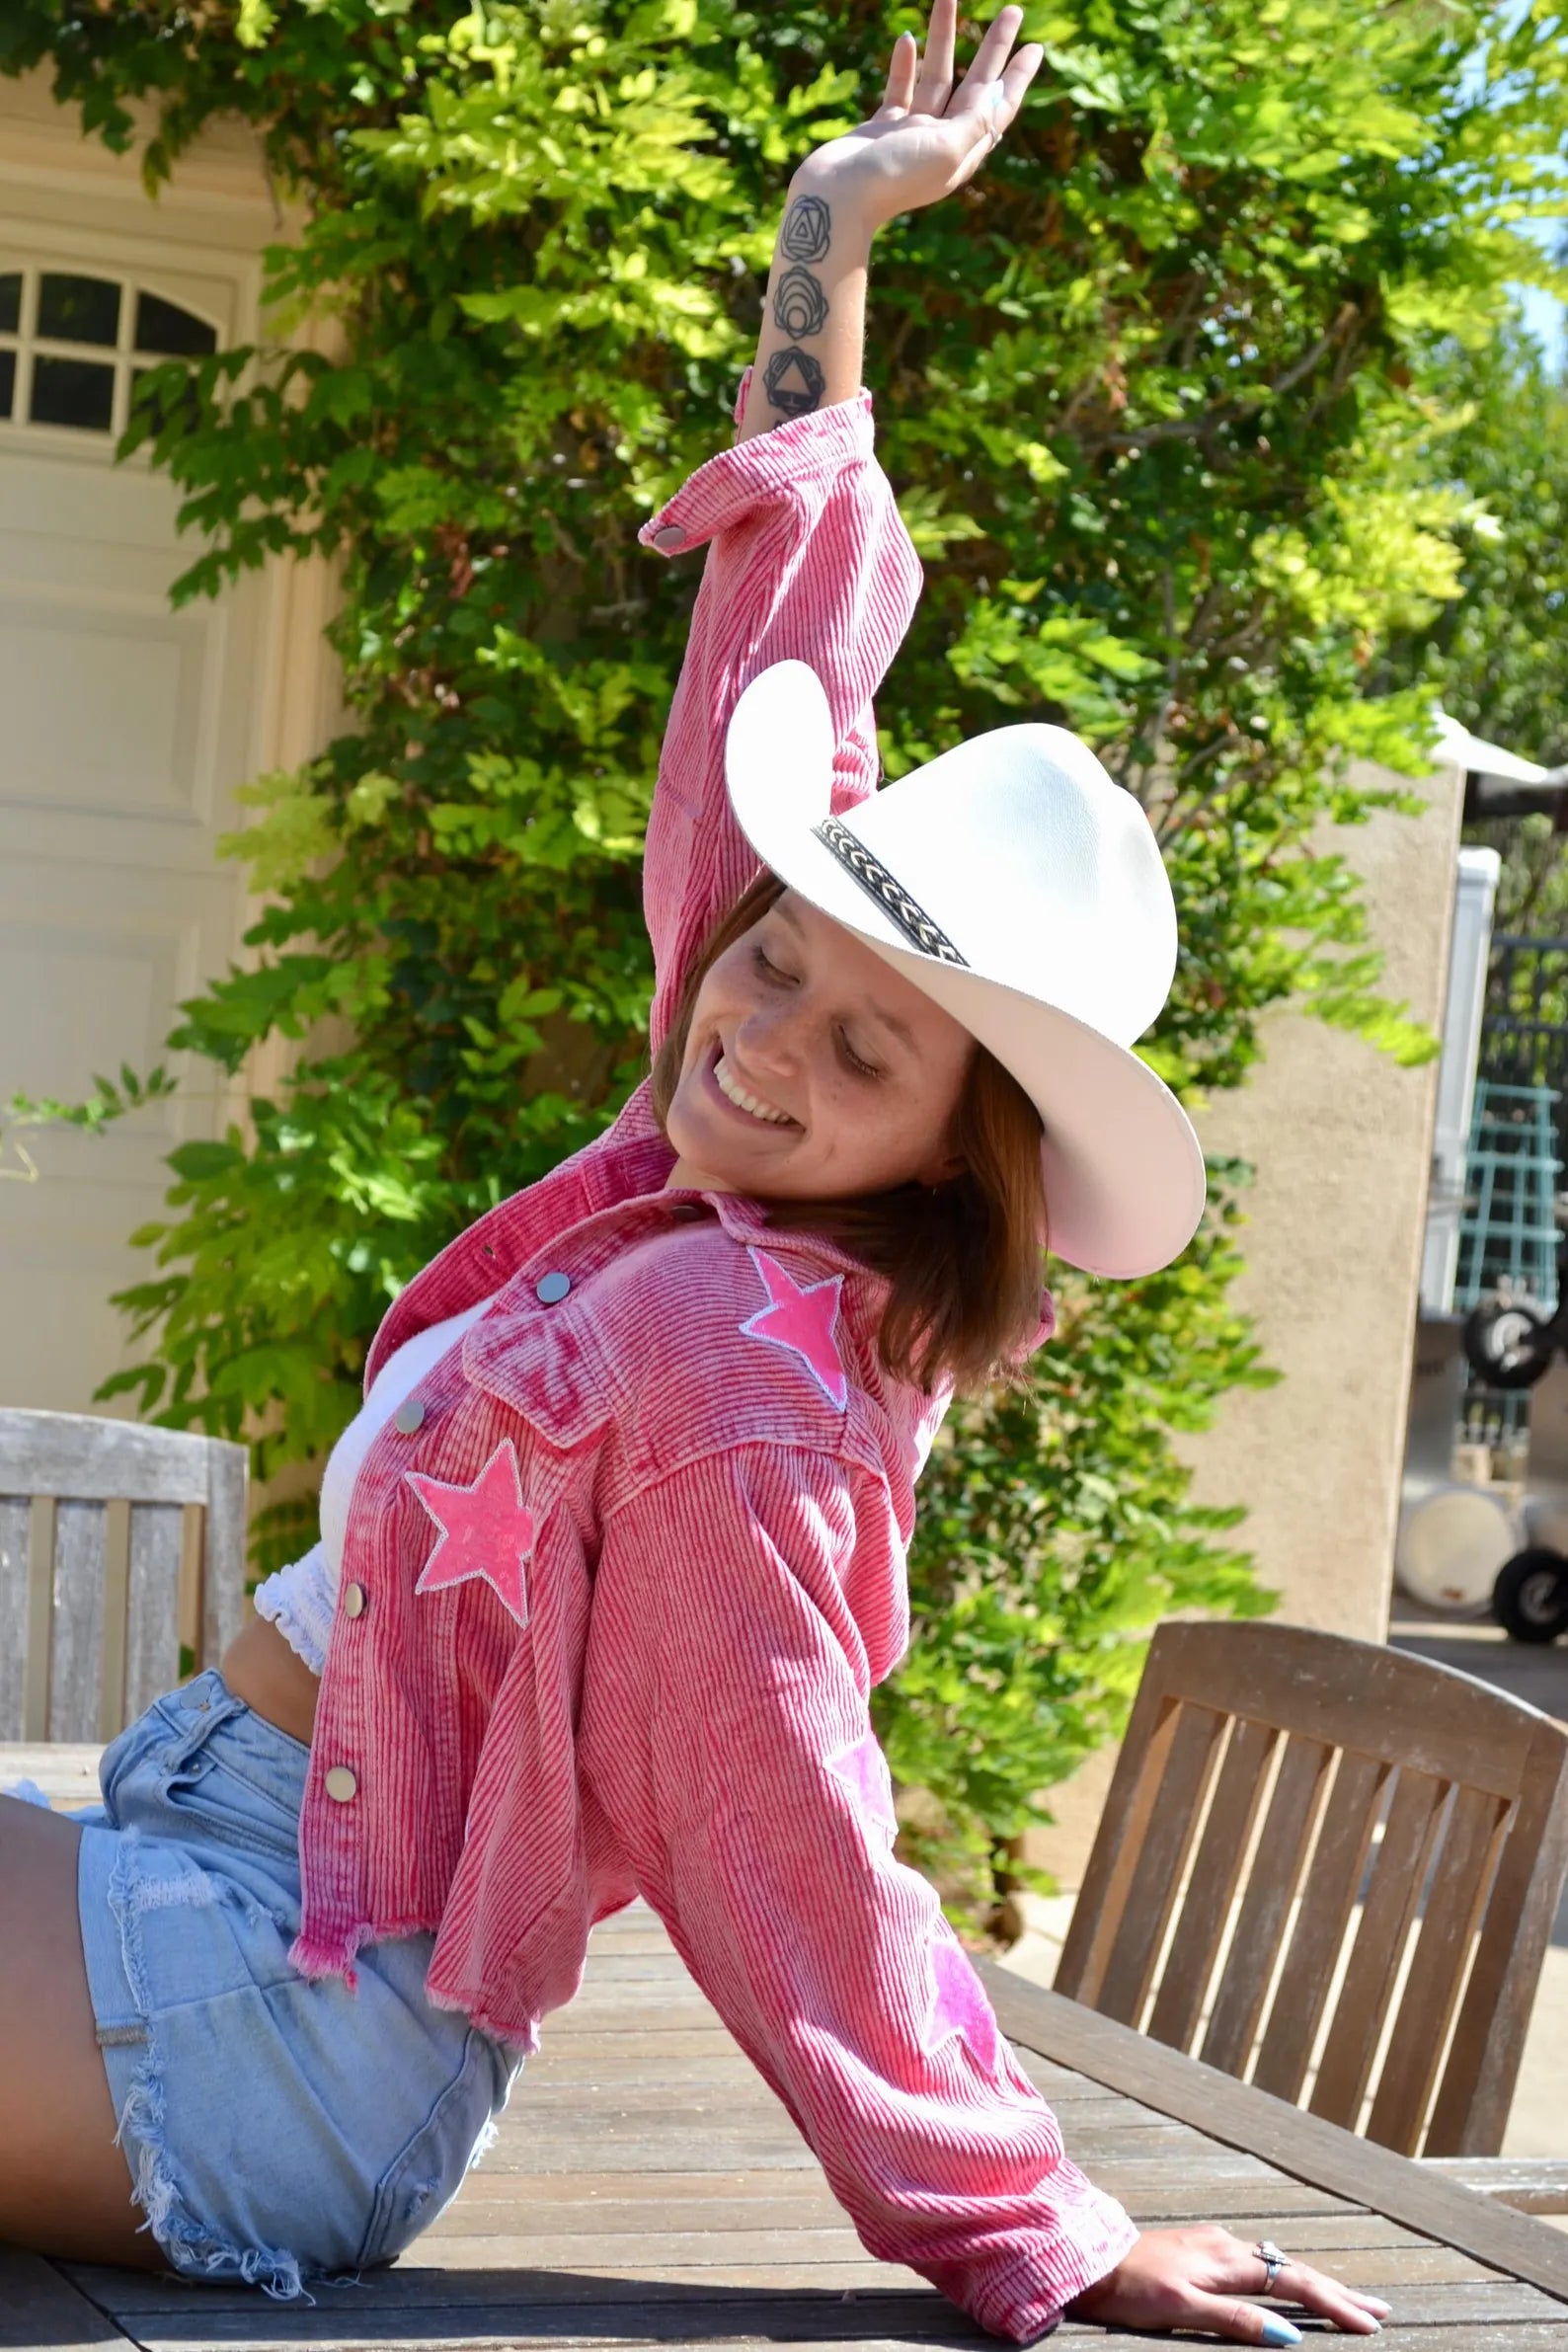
left=724, top=662, right=1206, bottom=1279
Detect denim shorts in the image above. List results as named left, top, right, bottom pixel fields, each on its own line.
left=66, top=1671, right=522, bottom=2298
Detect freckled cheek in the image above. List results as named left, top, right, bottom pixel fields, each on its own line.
left=694, top=964, right=761, bottom=1041
left=804, top=1072, right=850, bottom=1124
left=863, top=1102, right=933, bottom=1184
left=683, top=980, right=736, bottom=1063
left=812, top=1080, right=905, bottom=1168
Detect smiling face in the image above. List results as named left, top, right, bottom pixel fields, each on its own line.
left=662, top=890, right=976, bottom=1202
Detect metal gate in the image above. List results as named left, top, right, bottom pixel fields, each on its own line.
left=1460, top=934, right=1568, bottom=1447
left=1479, top=933, right=1568, bottom=1156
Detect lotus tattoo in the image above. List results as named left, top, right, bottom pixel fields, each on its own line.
left=773, top=267, right=828, bottom=339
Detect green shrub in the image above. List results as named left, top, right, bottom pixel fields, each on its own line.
left=7, top=0, right=1565, bottom=1926
left=1381, top=327, right=1568, bottom=938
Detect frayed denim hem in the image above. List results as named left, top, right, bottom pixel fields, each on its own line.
left=106, top=1831, right=313, bottom=2305
left=3, top=1777, right=53, bottom=1809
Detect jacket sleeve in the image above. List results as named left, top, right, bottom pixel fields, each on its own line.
left=637, top=394, right=922, bottom=1051
left=578, top=1443, right=1138, bottom=2344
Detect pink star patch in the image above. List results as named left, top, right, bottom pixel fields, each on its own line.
left=924, top=1929, right=1001, bottom=2075
left=827, top=1730, right=899, bottom=1846
left=741, top=1246, right=847, bottom=1409
left=407, top=1440, right=534, bottom=1628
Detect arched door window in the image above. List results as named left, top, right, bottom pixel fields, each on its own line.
left=0, top=268, right=218, bottom=439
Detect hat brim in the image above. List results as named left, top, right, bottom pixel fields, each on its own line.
left=725, top=661, right=1207, bottom=1279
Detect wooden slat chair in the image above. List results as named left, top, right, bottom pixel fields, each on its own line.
left=1055, top=1619, right=1568, bottom=2166
left=0, top=1409, right=248, bottom=1744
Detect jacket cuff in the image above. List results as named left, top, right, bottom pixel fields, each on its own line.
left=639, top=391, right=876, bottom=559
left=974, top=2191, right=1141, bottom=2344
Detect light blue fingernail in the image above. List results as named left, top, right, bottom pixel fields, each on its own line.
left=1259, top=2320, right=1302, bottom=2349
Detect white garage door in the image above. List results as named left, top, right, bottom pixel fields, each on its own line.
left=0, top=250, right=268, bottom=1413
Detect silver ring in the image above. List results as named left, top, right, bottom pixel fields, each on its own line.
left=1255, top=2240, right=1289, bottom=2293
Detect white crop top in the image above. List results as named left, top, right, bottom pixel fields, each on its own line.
left=252, top=1300, right=489, bottom=1675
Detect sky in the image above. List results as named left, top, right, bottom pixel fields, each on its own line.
left=1494, top=0, right=1566, bottom=371
left=1512, top=232, right=1566, bottom=373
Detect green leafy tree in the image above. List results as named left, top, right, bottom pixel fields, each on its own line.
left=7, top=0, right=1567, bottom=1926
left=1383, top=323, right=1568, bottom=931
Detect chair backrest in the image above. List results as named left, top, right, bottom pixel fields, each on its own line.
left=0, top=1410, right=248, bottom=1743
left=1055, top=1619, right=1568, bottom=2159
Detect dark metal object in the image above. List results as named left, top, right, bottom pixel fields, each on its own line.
left=1493, top=1548, right=1568, bottom=1644
left=1463, top=1297, right=1561, bottom=1389
left=1463, top=768, right=1568, bottom=823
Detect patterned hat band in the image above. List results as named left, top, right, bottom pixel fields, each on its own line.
left=811, top=816, right=970, bottom=968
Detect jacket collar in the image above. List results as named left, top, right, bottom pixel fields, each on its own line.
left=367, top=1092, right=893, bottom=1391
left=695, top=1185, right=879, bottom=1289
left=594, top=1082, right=885, bottom=1286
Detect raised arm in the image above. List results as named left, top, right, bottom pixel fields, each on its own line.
left=731, top=168, right=872, bottom=444
left=738, top=2, right=1044, bottom=443
left=637, top=4, right=1045, bottom=1049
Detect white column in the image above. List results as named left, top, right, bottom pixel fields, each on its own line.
left=1420, top=847, right=1502, bottom=1317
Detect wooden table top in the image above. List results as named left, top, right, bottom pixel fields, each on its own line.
left=4, top=1746, right=1566, bottom=2352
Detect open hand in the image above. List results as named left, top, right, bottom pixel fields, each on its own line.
left=1067, top=2227, right=1393, bottom=2344
left=796, top=1, right=1043, bottom=231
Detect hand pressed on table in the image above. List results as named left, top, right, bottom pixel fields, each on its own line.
left=1068, top=2225, right=1393, bottom=2344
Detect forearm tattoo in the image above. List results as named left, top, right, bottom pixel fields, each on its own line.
left=780, top=195, right=830, bottom=262
left=764, top=346, right=826, bottom=417
left=764, top=194, right=831, bottom=417
left=773, top=266, right=827, bottom=339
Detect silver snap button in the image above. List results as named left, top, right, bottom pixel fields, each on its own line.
left=393, top=1397, right=426, bottom=1435
left=653, top=522, right=684, bottom=552
left=324, top=1765, right=358, bottom=1804
left=342, top=1582, right=367, bottom=1620
left=535, top=1271, right=572, bottom=1304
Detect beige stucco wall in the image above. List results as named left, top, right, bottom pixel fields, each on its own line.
left=1022, top=752, right=1468, bottom=1891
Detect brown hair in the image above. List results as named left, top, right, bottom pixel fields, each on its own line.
left=650, top=875, right=1050, bottom=1395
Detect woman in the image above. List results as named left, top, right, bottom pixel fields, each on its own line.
left=1, top=11, right=1388, bottom=2345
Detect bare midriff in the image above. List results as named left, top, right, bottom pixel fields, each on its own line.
left=220, top=1612, right=321, bottom=1747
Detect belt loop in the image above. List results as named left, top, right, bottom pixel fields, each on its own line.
left=162, top=1668, right=242, bottom=1766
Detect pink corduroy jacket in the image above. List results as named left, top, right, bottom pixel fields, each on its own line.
left=290, top=394, right=1138, bottom=2340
